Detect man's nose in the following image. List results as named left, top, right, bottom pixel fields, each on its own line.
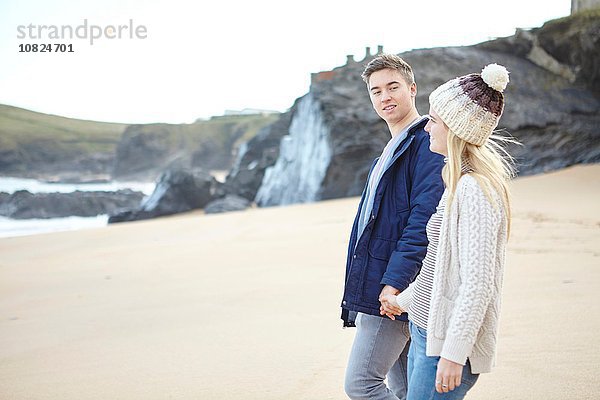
left=380, top=90, right=392, bottom=102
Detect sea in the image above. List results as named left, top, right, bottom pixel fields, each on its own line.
left=0, top=177, right=156, bottom=239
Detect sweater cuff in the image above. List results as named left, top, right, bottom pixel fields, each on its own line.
left=395, top=288, right=412, bottom=311
left=440, top=334, right=473, bottom=366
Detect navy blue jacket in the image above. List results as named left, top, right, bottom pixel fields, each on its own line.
left=341, top=119, right=445, bottom=327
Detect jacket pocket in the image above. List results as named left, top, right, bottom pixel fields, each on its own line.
left=359, top=238, right=397, bottom=305
left=367, top=238, right=397, bottom=261
left=359, top=238, right=398, bottom=304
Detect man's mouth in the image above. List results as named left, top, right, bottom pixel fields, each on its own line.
left=383, top=105, right=396, bottom=111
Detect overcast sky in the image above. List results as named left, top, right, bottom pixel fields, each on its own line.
left=0, top=0, right=571, bottom=124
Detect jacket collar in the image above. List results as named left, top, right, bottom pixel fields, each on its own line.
left=368, top=118, right=428, bottom=218
left=389, top=117, right=427, bottom=164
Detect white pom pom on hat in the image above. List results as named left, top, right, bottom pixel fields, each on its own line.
left=481, top=63, right=510, bottom=92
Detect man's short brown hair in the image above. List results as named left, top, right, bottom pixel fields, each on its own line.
left=361, top=54, right=415, bottom=88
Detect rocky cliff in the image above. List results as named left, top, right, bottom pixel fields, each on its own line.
left=0, top=106, right=278, bottom=183
left=255, top=94, right=333, bottom=206
left=0, top=105, right=125, bottom=182
left=241, top=11, right=600, bottom=206
left=223, top=109, right=293, bottom=201
left=112, top=114, right=278, bottom=182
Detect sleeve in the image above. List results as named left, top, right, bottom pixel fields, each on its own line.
left=440, top=177, right=503, bottom=365
left=395, top=282, right=414, bottom=310
left=380, top=134, right=445, bottom=292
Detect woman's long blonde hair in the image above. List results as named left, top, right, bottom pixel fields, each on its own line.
left=443, top=130, right=518, bottom=236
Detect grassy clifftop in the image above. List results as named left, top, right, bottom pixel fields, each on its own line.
left=0, top=104, right=126, bottom=154
left=0, top=104, right=279, bottom=179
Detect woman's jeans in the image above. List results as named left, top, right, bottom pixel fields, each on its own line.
left=406, top=322, right=479, bottom=400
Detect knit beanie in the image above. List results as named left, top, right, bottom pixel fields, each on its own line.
left=429, top=64, right=510, bottom=146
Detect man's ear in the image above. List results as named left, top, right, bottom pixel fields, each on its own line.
left=410, top=82, right=417, bottom=97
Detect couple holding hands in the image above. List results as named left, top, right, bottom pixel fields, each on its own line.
left=341, top=54, right=515, bottom=400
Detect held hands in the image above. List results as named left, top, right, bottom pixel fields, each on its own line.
left=435, top=358, right=463, bottom=393
left=378, top=285, right=404, bottom=320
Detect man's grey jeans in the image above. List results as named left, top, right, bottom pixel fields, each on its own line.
left=344, top=312, right=411, bottom=400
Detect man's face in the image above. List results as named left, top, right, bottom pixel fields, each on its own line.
left=368, top=68, right=416, bottom=128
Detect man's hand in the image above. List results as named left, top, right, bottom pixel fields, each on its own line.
left=378, top=285, right=403, bottom=320
left=435, top=357, right=463, bottom=393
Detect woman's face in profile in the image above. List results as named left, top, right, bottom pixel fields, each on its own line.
left=424, top=108, right=449, bottom=156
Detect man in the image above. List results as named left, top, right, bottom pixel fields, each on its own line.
left=341, top=54, right=445, bottom=400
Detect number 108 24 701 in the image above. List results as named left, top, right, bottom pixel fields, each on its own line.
left=19, top=43, right=74, bottom=53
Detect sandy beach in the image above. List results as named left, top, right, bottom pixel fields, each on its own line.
left=1, top=164, right=598, bottom=399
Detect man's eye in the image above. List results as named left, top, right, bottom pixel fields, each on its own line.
left=391, top=86, right=398, bottom=90
left=373, top=91, right=381, bottom=96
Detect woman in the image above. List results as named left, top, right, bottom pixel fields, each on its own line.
left=380, top=63, right=516, bottom=399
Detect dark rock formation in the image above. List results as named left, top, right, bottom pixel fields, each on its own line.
left=0, top=192, right=10, bottom=207
left=223, top=110, right=293, bottom=201
left=536, top=9, right=600, bottom=92
left=112, top=124, right=179, bottom=181
left=244, top=12, right=599, bottom=206
left=111, top=115, right=278, bottom=182
left=190, top=125, right=248, bottom=171
left=0, top=189, right=144, bottom=219
left=108, top=168, right=221, bottom=223
left=0, top=149, right=116, bottom=183
left=204, top=195, right=251, bottom=214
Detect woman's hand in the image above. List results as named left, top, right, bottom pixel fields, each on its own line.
left=435, top=357, right=463, bottom=393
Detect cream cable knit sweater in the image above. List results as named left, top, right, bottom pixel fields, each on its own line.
left=396, top=174, right=507, bottom=374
